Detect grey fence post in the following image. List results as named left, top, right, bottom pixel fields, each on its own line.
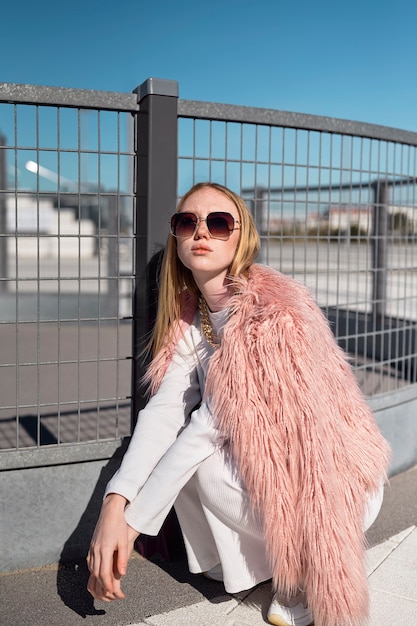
left=372, top=179, right=390, bottom=320
left=131, top=78, right=179, bottom=427
left=0, top=132, right=7, bottom=292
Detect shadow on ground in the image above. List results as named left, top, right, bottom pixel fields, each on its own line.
left=55, top=442, right=225, bottom=622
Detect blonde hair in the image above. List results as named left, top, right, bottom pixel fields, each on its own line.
left=148, top=182, right=260, bottom=357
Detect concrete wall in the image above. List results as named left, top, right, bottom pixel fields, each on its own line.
left=368, top=385, right=417, bottom=477
left=0, top=444, right=124, bottom=573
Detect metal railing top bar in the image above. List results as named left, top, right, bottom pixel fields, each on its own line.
left=3, top=82, right=417, bottom=145
left=178, top=99, right=417, bottom=146
left=0, top=82, right=139, bottom=112
left=243, top=175, right=417, bottom=196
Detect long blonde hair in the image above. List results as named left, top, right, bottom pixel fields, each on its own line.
left=148, top=182, right=260, bottom=357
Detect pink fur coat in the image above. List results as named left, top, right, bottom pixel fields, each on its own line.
left=146, top=264, right=391, bottom=626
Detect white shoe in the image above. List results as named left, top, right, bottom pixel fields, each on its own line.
left=202, top=563, right=223, bottom=581
left=267, top=589, right=314, bottom=626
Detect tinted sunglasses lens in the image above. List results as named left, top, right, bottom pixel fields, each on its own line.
left=207, top=213, right=234, bottom=238
left=171, top=213, right=197, bottom=237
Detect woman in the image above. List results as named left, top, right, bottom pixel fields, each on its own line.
left=87, top=182, right=390, bottom=626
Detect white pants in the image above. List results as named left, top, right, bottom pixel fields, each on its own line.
left=174, top=447, right=272, bottom=593
left=174, top=446, right=384, bottom=594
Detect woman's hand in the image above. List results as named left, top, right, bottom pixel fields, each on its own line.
left=86, top=493, right=139, bottom=602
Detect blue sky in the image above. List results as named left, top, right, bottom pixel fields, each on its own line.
left=2, top=0, right=417, bottom=133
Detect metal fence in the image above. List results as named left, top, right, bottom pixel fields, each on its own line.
left=1, top=79, right=417, bottom=469
left=0, top=85, right=139, bottom=467
left=177, top=101, right=417, bottom=398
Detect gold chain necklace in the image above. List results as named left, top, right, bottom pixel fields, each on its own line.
left=198, top=296, right=221, bottom=349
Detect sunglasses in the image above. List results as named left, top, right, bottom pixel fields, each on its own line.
left=170, top=212, right=240, bottom=240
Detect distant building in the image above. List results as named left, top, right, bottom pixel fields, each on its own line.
left=324, top=204, right=373, bottom=234
left=6, top=194, right=95, bottom=258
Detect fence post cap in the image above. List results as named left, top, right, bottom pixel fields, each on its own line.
left=134, top=78, right=179, bottom=102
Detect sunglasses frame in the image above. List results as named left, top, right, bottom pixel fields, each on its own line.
left=170, top=211, right=240, bottom=240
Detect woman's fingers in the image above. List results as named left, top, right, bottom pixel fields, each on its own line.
left=87, top=543, right=124, bottom=600
left=87, top=573, right=124, bottom=602
left=87, top=563, right=126, bottom=602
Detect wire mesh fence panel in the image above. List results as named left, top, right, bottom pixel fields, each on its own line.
left=178, top=114, right=417, bottom=396
left=0, top=100, right=136, bottom=451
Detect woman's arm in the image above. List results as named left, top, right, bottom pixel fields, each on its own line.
left=87, top=399, right=219, bottom=601
left=124, top=401, right=219, bottom=535
left=87, top=333, right=202, bottom=601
